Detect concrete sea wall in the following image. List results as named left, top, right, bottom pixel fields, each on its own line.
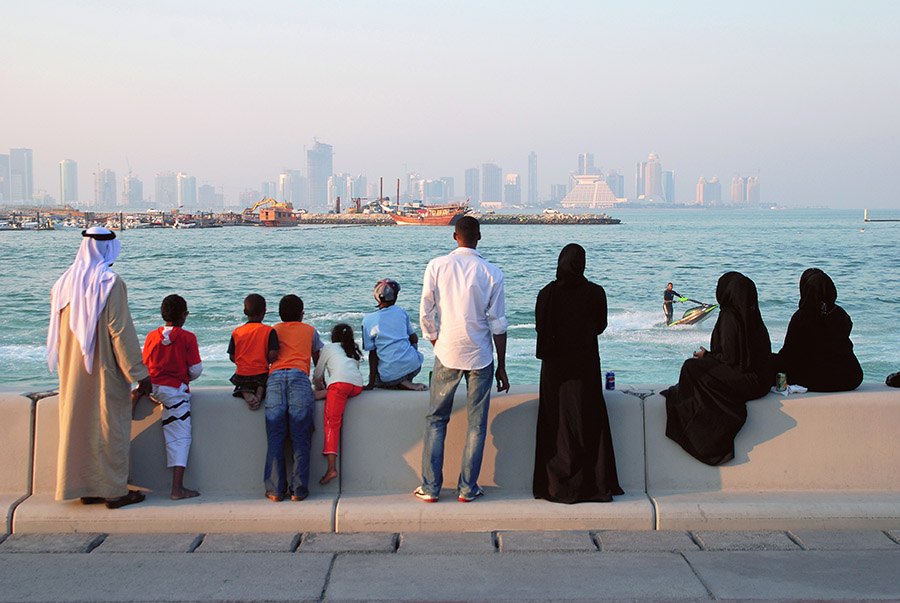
left=2, top=384, right=898, bottom=534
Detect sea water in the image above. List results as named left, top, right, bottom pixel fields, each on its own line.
left=1, top=208, right=897, bottom=391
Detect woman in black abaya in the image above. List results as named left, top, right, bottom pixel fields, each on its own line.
left=663, top=271, right=773, bottom=466
left=533, top=244, right=623, bottom=503
left=774, top=269, right=863, bottom=392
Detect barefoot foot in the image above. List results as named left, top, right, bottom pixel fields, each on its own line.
left=171, top=487, right=200, bottom=500
left=401, top=380, right=428, bottom=391
left=319, top=469, right=338, bottom=485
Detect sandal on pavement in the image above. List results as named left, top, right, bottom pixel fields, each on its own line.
left=105, top=490, right=146, bottom=509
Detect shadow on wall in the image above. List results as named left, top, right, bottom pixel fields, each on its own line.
left=490, top=396, right=539, bottom=491
left=730, top=396, right=797, bottom=465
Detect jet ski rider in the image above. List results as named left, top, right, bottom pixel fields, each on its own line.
left=664, top=282, right=686, bottom=325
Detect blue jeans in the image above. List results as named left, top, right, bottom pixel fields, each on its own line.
left=420, top=358, right=493, bottom=498
left=264, top=369, right=315, bottom=498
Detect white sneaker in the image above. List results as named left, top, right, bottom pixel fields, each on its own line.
left=458, top=487, right=484, bottom=502
left=413, top=486, right=438, bottom=503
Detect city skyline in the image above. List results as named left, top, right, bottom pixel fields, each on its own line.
left=2, top=143, right=770, bottom=210
left=2, top=2, right=898, bottom=209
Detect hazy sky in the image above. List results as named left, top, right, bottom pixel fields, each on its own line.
left=3, top=1, right=899, bottom=207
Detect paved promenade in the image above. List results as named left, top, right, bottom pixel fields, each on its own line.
left=1, top=529, right=899, bottom=602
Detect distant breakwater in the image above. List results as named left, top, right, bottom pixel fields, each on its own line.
left=298, top=213, right=621, bottom=226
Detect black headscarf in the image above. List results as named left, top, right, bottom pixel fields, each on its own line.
left=799, top=269, right=837, bottom=315
left=555, top=243, right=588, bottom=289
left=535, top=243, right=605, bottom=360
left=710, top=271, right=771, bottom=372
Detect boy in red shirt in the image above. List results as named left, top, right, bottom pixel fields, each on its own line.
left=140, top=294, right=203, bottom=500
left=264, top=294, right=323, bottom=501
left=228, top=294, right=279, bottom=410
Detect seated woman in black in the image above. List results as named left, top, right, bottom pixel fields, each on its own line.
left=774, top=268, right=863, bottom=392
left=663, top=272, right=773, bottom=466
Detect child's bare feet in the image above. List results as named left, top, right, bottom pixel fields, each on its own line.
left=400, top=380, right=427, bottom=391
left=242, top=392, right=260, bottom=410
left=171, top=486, right=200, bottom=500
left=319, top=468, right=338, bottom=485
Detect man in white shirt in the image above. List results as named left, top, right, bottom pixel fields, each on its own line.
left=416, top=216, right=509, bottom=503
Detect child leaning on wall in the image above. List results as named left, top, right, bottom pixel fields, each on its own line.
left=227, top=294, right=278, bottom=410
left=263, top=294, right=323, bottom=502
left=313, top=323, right=365, bottom=485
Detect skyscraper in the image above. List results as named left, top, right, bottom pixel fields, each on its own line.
left=10, top=148, right=33, bottom=203
left=0, top=154, right=9, bottom=202
left=527, top=152, right=538, bottom=205
left=662, top=170, right=675, bottom=204
left=644, top=153, right=662, bottom=199
left=261, top=181, right=277, bottom=199
left=481, top=163, right=502, bottom=206
left=155, top=172, right=177, bottom=208
left=198, top=183, right=217, bottom=208
left=708, top=177, right=722, bottom=205
left=578, top=153, right=596, bottom=176
left=307, top=141, right=333, bottom=211
left=94, top=169, right=117, bottom=208
left=504, top=174, right=521, bottom=205
left=440, top=177, right=454, bottom=203
left=59, top=160, right=78, bottom=205
left=465, top=167, right=479, bottom=204
left=634, top=161, right=646, bottom=198
left=328, top=173, right=351, bottom=210
left=123, top=175, right=142, bottom=206
left=177, top=173, right=197, bottom=208
left=278, top=170, right=306, bottom=206
left=551, top=184, right=568, bottom=203
left=746, top=176, right=760, bottom=205
left=605, top=170, right=624, bottom=198
left=696, top=177, right=707, bottom=205
left=731, top=176, right=746, bottom=205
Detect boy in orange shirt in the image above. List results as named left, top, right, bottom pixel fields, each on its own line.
left=264, top=294, right=323, bottom=501
left=228, top=294, right=279, bottom=410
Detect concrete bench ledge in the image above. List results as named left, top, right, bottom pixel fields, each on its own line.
left=644, top=384, right=900, bottom=529
left=5, top=383, right=900, bottom=533
left=0, top=394, right=34, bottom=533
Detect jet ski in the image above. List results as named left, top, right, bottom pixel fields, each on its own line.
left=668, top=298, right=719, bottom=327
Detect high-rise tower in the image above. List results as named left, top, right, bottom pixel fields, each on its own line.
left=94, top=168, right=117, bottom=208
left=465, top=167, right=479, bottom=204
left=307, top=141, right=333, bottom=211
left=481, top=163, right=502, bottom=206
left=527, top=152, right=538, bottom=205
left=10, top=148, right=33, bottom=203
left=0, top=154, right=9, bottom=202
left=644, top=153, right=662, bottom=199
left=59, top=160, right=78, bottom=205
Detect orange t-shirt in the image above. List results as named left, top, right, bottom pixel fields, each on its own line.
left=271, top=322, right=318, bottom=374
left=230, top=322, right=275, bottom=376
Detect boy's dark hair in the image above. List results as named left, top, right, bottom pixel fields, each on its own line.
left=279, top=294, right=304, bottom=322
left=455, top=215, right=480, bottom=244
left=332, top=323, right=362, bottom=361
left=244, top=293, right=266, bottom=317
left=160, top=294, right=187, bottom=323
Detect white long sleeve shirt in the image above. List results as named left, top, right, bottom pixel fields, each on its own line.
left=419, top=246, right=507, bottom=371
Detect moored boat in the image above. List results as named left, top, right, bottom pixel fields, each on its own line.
left=388, top=201, right=469, bottom=226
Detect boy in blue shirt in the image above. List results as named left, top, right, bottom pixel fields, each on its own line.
left=362, top=279, right=426, bottom=391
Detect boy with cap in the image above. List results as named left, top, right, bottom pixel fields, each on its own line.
left=362, top=279, right=426, bottom=391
